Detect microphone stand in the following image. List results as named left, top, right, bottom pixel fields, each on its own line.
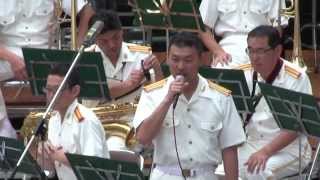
left=10, top=45, right=87, bottom=178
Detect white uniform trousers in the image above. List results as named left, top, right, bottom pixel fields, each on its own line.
left=238, top=142, right=310, bottom=180
left=215, top=34, right=249, bottom=69
left=0, top=116, right=16, bottom=139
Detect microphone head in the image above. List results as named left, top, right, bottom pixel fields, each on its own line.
left=175, top=75, right=184, bottom=82
left=82, top=20, right=105, bottom=47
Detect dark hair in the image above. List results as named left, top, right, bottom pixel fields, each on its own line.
left=89, top=10, right=122, bottom=34
left=48, top=64, right=81, bottom=89
left=169, top=32, right=204, bottom=55
left=247, top=25, right=281, bottom=48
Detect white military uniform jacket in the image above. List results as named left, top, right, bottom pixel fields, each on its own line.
left=0, top=0, right=87, bottom=80
left=83, top=42, right=151, bottom=151
left=0, top=0, right=87, bottom=138
left=240, top=60, right=312, bottom=159
left=83, top=42, right=151, bottom=106
left=199, top=0, right=284, bottom=68
left=48, top=100, right=109, bottom=180
left=133, top=75, right=246, bottom=169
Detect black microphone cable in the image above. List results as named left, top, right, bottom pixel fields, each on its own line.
left=172, top=105, right=187, bottom=180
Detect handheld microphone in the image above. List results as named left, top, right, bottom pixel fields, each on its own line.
left=172, top=75, right=184, bottom=109
left=82, top=20, right=105, bottom=47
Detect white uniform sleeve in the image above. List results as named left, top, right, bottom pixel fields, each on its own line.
left=79, top=113, right=110, bottom=158
left=199, top=0, right=219, bottom=29
left=133, top=90, right=155, bottom=130
left=219, top=95, right=246, bottom=149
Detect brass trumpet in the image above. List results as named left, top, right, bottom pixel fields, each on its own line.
left=281, top=0, right=307, bottom=69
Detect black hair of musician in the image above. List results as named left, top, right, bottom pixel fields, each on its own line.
left=89, top=9, right=122, bottom=34
left=247, top=25, right=281, bottom=49
left=48, top=64, right=82, bottom=90
left=169, top=32, right=204, bottom=56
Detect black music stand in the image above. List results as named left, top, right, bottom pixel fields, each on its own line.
left=66, top=153, right=144, bottom=180
left=131, top=0, right=205, bottom=32
left=0, top=136, right=46, bottom=179
left=22, top=47, right=111, bottom=100
left=258, top=82, right=320, bottom=179
left=161, top=64, right=254, bottom=114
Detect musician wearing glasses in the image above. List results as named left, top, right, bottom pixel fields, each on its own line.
left=38, top=64, right=109, bottom=180
left=133, top=32, right=246, bottom=180
left=199, top=0, right=286, bottom=68
left=83, top=10, right=163, bottom=107
left=237, top=25, right=311, bottom=179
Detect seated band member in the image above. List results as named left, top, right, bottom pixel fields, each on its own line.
left=199, top=0, right=286, bottom=68
left=83, top=10, right=163, bottom=106
left=133, top=32, right=246, bottom=180
left=38, top=64, right=109, bottom=180
left=238, top=25, right=311, bottom=179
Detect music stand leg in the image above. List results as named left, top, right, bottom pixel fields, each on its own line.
left=298, top=134, right=303, bottom=180
left=311, top=0, right=319, bottom=73
left=307, top=143, right=320, bottom=180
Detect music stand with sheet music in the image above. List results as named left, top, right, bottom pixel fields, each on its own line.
left=258, top=82, right=320, bottom=179
left=0, top=136, right=46, bottom=179
left=131, top=0, right=205, bottom=32
left=66, top=153, right=144, bottom=180
left=161, top=64, right=254, bottom=114
left=22, top=47, right=111, bottom=101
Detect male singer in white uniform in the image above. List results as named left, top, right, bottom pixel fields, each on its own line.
left=133, top=32, right=246, bottom=180
left=199, top=0, right=285, bottom=68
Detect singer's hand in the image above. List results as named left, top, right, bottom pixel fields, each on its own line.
left=126, top=69, right=144, bottom=88
left=166, top=77, right=188, bottom=102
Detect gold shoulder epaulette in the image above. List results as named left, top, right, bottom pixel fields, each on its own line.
left=207, top=80, right=231, bottom=96
left=127, top=44, right=151, bottom=53
left=143, top=78, right=167, bottom=92
left=74, top=106, right=84, bottom=122
left=285, top=64, right=301, bottom=79
left=237, top=63, right=252, bottom=71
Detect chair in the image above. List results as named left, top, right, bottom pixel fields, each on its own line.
left=109, top=150, right=144, bottom=171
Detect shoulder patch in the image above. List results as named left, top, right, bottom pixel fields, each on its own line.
left=143, top=78, right=167, bottom=92
left=207, top=80, right=231, bottom=96
left=284, top=65, right=301, bottom=79
left=74, top=106, right=84, bottom=122
left=237, top=63, right=252, bottom=71
left=127, top=44, right=151, bottom=53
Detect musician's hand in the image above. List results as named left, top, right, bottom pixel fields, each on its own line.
left=143, top=55, right=161, bottom=70
left=7, top=55, right=28, bottom=80
left=211, top=49, right=232, bottom=67
left=244, top=149, right=271, bottom=174
left=126, top=69, right=144, bottom=88
left=50, top=146, right=65, bottom=162
left=143, top=55, right=163, bottom=81
left=37, top=141, right=55, bottom=160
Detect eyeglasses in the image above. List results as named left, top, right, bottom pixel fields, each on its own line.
left=42, top=85, right=68, bottom=94
left=245, top=47, right=273, bottom=56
